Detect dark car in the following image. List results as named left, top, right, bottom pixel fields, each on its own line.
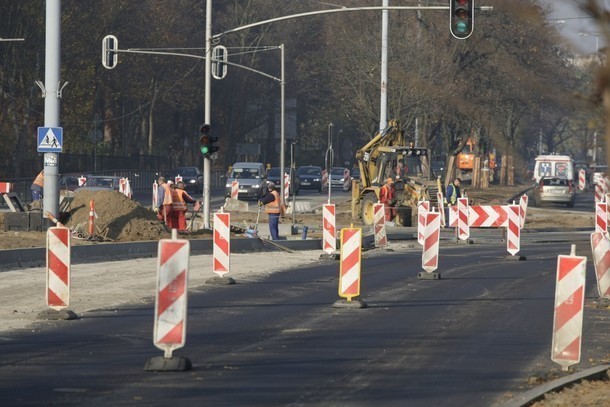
left=267, top=167, right=300, bottom=195
left=167, top=166, right=202, bottom=193
left=297, top=165, right=328, bottom=193
left=74, top=175, right=124, bottom=192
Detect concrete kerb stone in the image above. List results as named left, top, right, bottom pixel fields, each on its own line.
left=505, top=365, right=610, bottom=407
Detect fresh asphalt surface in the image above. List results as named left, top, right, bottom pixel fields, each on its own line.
left=0, top=231, right=597, bottom=406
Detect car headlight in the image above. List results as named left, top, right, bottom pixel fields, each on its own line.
left=253, top=184, right=260, bottom=188
left=188, top=179, right=195, bottom=184
left=225, top=183, right=230, bottom=188
left=314, top=178, right=320, bottom=182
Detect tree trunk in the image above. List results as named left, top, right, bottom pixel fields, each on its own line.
left=472, top=156, right=481, bottom=189
left=507, top=155, right=515, bottom=186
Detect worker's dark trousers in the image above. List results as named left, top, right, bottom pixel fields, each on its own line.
left=268, top=213, right=280, bottom=240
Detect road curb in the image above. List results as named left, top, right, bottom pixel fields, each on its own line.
left=504, top=364, right=610, bottom=407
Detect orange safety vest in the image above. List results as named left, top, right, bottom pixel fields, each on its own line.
left=265, top=190, right=281, bottom=214
left=161, top=183, right=173, bottom=206
left=172, top=189, right=188, bottom=211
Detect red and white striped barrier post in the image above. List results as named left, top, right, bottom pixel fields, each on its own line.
left=174, top=175, right=183, bottom=184
left=420, top=211, right=441, bottom=280
left=231, top=180, right=239, bottom=200
left=551, top=245, right=586, bottom=371
left=373, top=203, right=387, bottom=248
left=519, top=194, right=528, bottom=229
left=146, top=230, right=192, bottom=371
left=152, top=181, right=158, bottom=208
left=283, top=173, right=290, bottom=202
left=507, top=204, right=520, bottom=256
left=591, top=232, right=610, bottom=299
left=78, top=176, right=86, bottom=187
left=119, top=178, right=132, bottom=199
left=437, top=192, right=445, bottom=227
left=418, top=200, right=430, bottom=245
left=578, top=169, right=586, bottom=191
left=207, top=210, right=235, bottom=285
left=46, top=226, right=71, bottom=310
left=334, top=227, right=366, bottom=308
left=602, top=177, right=608, bottom=195
left=0, top=182, right=12, bottom=193
left=88, top=200, right=96, bottom=239
left=457, top=197, right=470, bottom=241
left=596, top=202, right=608, bottom=233
left=322, top=204, right=336, bottom=254
left=595, top=183, right=604, bottom=204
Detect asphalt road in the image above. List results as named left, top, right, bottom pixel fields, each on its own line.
left=0, top=230, right=599, bottom=406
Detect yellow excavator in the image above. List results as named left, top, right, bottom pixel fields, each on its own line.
left=352, top=120, right=442, bottom=226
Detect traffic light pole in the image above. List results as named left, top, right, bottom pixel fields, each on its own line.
left=203, top=0, right=212, bottom=228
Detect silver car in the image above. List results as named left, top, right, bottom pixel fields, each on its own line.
left=533, top=177, right=575, bottom=208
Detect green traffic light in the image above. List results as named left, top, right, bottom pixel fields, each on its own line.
left=200, top=145, right=209, bottom=155
left=455, top=21, right=468, bottom=33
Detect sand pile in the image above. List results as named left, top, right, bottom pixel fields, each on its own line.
left=64, top=190, right=169, bottom=241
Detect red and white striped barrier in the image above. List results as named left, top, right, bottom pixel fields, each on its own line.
left=373, top=203, right=387, bottom=247
left=0, top=182, right=12, bottom=193
left=418, top=200, right=430, bottom=245
left=422, top=211, right=441, bottom=273
left=154, top=234, right=190, bottom=358
left=174, top=175, right=183, bottom=184
left=152, top=181, right=158, bottom=208
left=578, top=169, right=586, bottom=191
left=551, top=246, right=586, bottom=371
left=596, top=202, right=608, bottom=233
left=601, top=177, right=608, bottom=195
left=343, top=168, right=351, bottom=191
left=283, top=173, right=290, bottom=202
left=78, top=176, right=87, bottom=187
left=457, top=197, right=470, bottom=240
left=595, top=183, right=604, bottom=204
left=322, top=170, right=328, bottom=189
left=437, top=192, right=445, bottom=227
left=119, top=178, right=132, bottom=198
left=46, top=226, right=71, bottom=310
left=322, top=204, right=336, bottom=254
left=231, top=180, right=239, bottom=200
left=519, top=195, right=528, bottom=229
left=591, top=232, right=610, bottom=299
left=468, top=206, right=508, bottom=228
left=338, top=227, right=362, bottom=301
left=507, top=204, right=520, bottom=256
left=213, top=212, right=231, bottom=275
left=88, top=200, right=96, bottom=238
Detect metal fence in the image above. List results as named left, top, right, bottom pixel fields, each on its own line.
left=1, top=168, right=227, bottom=204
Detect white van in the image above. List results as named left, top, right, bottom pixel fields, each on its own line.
left=533, top=154, right=574, bottom=184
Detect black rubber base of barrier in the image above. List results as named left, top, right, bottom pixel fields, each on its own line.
left=205, top=276, right=236, bottom=285
left=36, top=308, right=78, bottom=320
left=332, top=299, right=367, bottom=309
left=418, top=271, right=441, bottom=280
left=143, top=355, right=192, bottom=372
left=319, top=252, right=340, bottom=260
left=505, top=255, right=527, bottom=261
left=454, top=238, right=474, bottom=244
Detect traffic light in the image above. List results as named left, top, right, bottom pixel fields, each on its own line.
left=199, top=124, right=219, bottom=156
left=450, top=0, right=474, bottom=40
left=102, top=35, right=118, bottom=69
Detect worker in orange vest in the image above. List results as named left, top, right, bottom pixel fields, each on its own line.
left=154, top=176, right=174, bottom=229
left=171, top=181, right=198, bottom=232
left=31, top=170, right=44, bottom=201
left=379, top=177, right=397, bottom=222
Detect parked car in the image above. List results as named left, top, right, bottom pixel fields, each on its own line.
left=59, top=174, right=85, bottom=192
left=533, top=177, right=575, bottom=208
left=296, top=165, right=328, bottom=193
left=329, top=167, right=351, bottom=191
left=267, top=167, right=300, bottom=195
left=166, top=166, right=202, bottom=193
left=224, top=162, right=267, bottom=200
left=74, top=175, right=124, bottom=192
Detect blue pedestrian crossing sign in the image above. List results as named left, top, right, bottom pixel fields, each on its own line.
left=37, top=127, right=63, bottom=152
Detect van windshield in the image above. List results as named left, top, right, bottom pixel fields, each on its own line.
left=231, top=168, right=260, bottom=179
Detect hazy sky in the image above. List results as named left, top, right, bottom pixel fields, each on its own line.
left=541, top=0, right=604, bottom=54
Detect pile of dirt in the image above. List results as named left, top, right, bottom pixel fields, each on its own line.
left=63, top=190, right=169, bottom=241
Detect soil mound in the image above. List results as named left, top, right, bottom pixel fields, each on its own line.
left=64, top=190, right=168, bottom=241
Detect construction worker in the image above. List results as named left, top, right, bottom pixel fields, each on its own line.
left=155, top=176, right=174, bottom=229
left=446, top=178, right=462, bottom=205
left=31, top=170, right=44, bottom=201
left=171, top=181, right=198, bottom=232
left=259, top=181, right=281, bottom=240
left=379, top=177, right=397, bottom=222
